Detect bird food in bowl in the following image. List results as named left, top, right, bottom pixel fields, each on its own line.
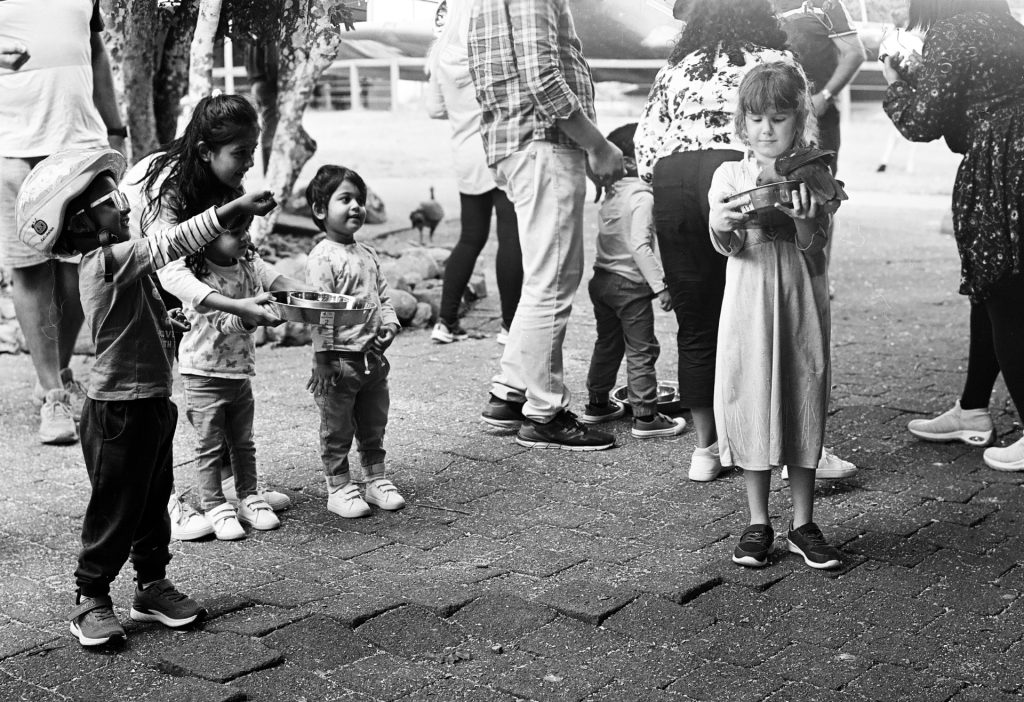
left=611, top=382, right=684, bottom=415
left=727, top=180, right=802, bottom=217
left=269, top=290, right=374, bottom=327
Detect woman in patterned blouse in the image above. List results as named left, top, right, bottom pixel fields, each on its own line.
left=635, top=0, right=792, bottom=482
left=883, top=0, right=1024, bottom=472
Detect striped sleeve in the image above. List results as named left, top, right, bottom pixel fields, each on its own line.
left=144, top=207, right=228, bottom=271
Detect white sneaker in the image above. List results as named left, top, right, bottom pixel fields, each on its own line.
left=168, top=493, right=213, bottom=540
left=38, top=388, right=78, bottom=445
left=206, top=503, right=245, bottom=540
left=983, top=436, right=1024, bottom=472
left=326, top=483, right=371, bottom=518
left=220, top=477, right=291, bottom=512
left=496, top=324, right=509, bottom=345
left=431, top=320, right=468, bottom=344
left=236, top=494, right=281, bottom=530
left=688, top=442, right=723, bottom=482
left=782, top=449, right=858, bottom=480
left=364, top=478, right=406, bottom=511
left=907, top=401, right=994, bottom=446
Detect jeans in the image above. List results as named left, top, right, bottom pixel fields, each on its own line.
left=313, top=352, right=390, bottom=489
left=182, top=375, right=258, bottom=511
left=440, top=188, right=523, bottom=330
left=586, top=269, right=660, bottom=416
left=652, top=149, right=742, bottom=408
left=75, top=397, right=176, bottom=597
left=490, top=142, right=587, bottom=421
left=961, top=273, right=1024, bottom=414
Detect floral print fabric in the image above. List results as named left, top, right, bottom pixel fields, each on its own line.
left=883, top=11, right=1024, bottom=301
left=635, top=46, right=793, bottom=183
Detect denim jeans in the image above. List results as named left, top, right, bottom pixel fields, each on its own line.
left=75, top=397, right=176, bottom=597
left=182, top=375, right=258, bottom=511
left=490, top=142, right=587, bottom=421
left=313, top=352, right=390, bottom=489
left=586, top=269, right=660, bottom=416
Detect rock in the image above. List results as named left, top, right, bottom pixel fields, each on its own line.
left=465, top=274, right=487, bottom=302
left=392, top=249, right=439, bottom=281
left=410, top=302, right=433, bottom=329
left=412, top=286, right=442, bottom=318
left=0, top=321, right=22, bottom=354
left=272, top=253, right=308, bottom=283
left=0, top=292, right=15, bottom=320
left=421, top=247, right=452, bottom=272
left=390, top=289, right=419, bottom=324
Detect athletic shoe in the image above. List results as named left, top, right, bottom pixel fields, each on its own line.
left=364, top=478, right=406, bottom=510
left=579, top=400, right=626, bottom=424
left=168, top=493, right=213, bottom=540
left=515, top=410, right=615, bottom=451
left=907, top=400, right=994, bottom=447
left=129, top=578, right=203, bottom=628
left=33, top=368, right=86, bottom=418
left=69, top=594, right=125, bottom=647
left=206, top=503, right=245, bottom=540
left=983, top=436, right=1024, bottom=472
left=431, top=320, right=469, bottom=344
left=632, top=413, right=686, bottom=438
left=732, top=524, right=775, bottom=568
left=236, top=494, right=281, bottom=530
left=786, top=522, right=842, bottom=570
left=327, top=482, right=372, bottom=518
left=781, top=449, right=857, bottom=480
left=221, top=476, right=291, bottom=512
left=688, top=442, right=723, bottom=482
left=496, top=324, right=509, bottom=345
left=481, top=393, right=525, bottom=428
left=38, top=388, right=77, bottom=445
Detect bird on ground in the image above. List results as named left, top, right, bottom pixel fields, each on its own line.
left=756, top=146, right=849, bottom=205
left=409, top=187, right=444, bottom=245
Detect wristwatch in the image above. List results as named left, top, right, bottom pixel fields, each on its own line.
left=107, top=125, right=128, bottom=139
left=820, top=88, right=835, bottom=103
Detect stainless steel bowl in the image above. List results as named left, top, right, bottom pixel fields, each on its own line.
left=727, top=180, right=802, bottom=216
left=611, top=382, right=684, bottom=414
left=269, top=291, right=374, bottom=326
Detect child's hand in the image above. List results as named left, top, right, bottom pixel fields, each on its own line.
left=775, top=183, right=821, bottom=222
left=656, top=289, right=673, bottom=312
left=236, top=293, right=283, bottom=327
left=372, top=323, right=399, bottom=353
left=307, top=359, right=342, bottom=396
left=709, top=192, right=750, bottom=232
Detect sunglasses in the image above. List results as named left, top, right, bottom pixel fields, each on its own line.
left=76, top=189, right=130, bottom=216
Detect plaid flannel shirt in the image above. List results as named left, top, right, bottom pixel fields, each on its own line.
left=467, top=0, right=597, bottom=167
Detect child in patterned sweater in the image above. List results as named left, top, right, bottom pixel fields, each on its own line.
left=304, top=165, right=406, bottom=518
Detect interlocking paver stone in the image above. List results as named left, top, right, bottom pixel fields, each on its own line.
left=356, top=605, right=465, bottom=660
left=151, top=631, right=282, bottom=683
left=448, top=593, right=556, bottom=642
left=533, top=578, right=638, bottom=625
left=262, top=614, right=378, bottom=671
left=601, top=594, right=713, bottom=645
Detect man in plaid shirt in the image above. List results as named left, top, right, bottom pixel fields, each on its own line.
left=469, top=0, right=625, bottom=451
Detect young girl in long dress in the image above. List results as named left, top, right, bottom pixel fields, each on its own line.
left=708, top=62, right=843, bottom=570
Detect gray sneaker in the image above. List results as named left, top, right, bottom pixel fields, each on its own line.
left=39, top=388, right=78, bottom=445
left=129, top=578, right=203, bottom=628
left=33, top=368, right=86, bottom=420
left=69, top=593, right=125, bottom=647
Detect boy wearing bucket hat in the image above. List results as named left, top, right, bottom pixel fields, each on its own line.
left=16, top=147, right=277, bottom=647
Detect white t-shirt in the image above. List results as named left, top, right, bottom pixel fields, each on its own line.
left=0, top=0, right=107, bottom=157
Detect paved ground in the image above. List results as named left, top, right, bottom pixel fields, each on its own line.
left=2, top=105, right=1023, bottom=701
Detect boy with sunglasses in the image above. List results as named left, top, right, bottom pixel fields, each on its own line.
left=16, top=148, right=276, bottom=647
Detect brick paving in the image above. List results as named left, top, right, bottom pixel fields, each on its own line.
left=1, top=108, right=1022, bottom=701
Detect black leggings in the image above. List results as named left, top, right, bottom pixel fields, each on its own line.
left=960, top=274, right=1024, bottom=414
left=439, top=188, right=523, bottom=329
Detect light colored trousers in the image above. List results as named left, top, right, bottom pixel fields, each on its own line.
left=490, top=142, right=587, bottom=421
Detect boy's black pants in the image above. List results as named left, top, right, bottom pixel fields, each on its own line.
left=75, top=397, right=176, bottom=598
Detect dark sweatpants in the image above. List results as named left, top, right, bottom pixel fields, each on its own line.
left=75, top=397, right=176, bottom=598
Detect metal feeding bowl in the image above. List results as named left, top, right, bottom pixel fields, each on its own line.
left=269, top=290, right=374, bottom=327
left=611, top=382, right=684, bottom=415
left=727, top=180, right=802, bottom=217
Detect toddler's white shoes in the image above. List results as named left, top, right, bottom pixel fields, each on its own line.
left=327, top=483, right=372, bottom=518
left=983, top=436, right=1024, bottom=472
left=207, top=503, right=245, bottom=540
left=688, top=442, right=723, bottom=482
left=907, top=401, right=994, bottom=446
left=221, top=477, right=291, bottom=512
left=236, top=495, right=281, bottom=530
left=168, top=493, right=213, bottom=540
left=364, top=479, right=406, bottom=510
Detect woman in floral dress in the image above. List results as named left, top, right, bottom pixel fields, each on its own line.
left=884, top=0, right=1024, bottom=471
left=635, top=0, right=791, bottom=481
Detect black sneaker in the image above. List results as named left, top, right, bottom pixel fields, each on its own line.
left=786, top=522, right=842, bottom=570
left=481, top=393, right=525, bottom=428
left=580, top=400, right=626, bottom=424
left=515, top=410, right=615, bottom=451
left=129, top=578, right=204, bottom=628
left=732, top=524, right=775, bottom=567
left=69, top=593, right=125, bottom=647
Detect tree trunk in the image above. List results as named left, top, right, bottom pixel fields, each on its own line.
left=178, top=0, right=224, bottom=133
left=251, top=0, right=343, bottom=244
left=101, top=0, right=160, bottom=163
left=154, top=3, right=199, bottom=145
